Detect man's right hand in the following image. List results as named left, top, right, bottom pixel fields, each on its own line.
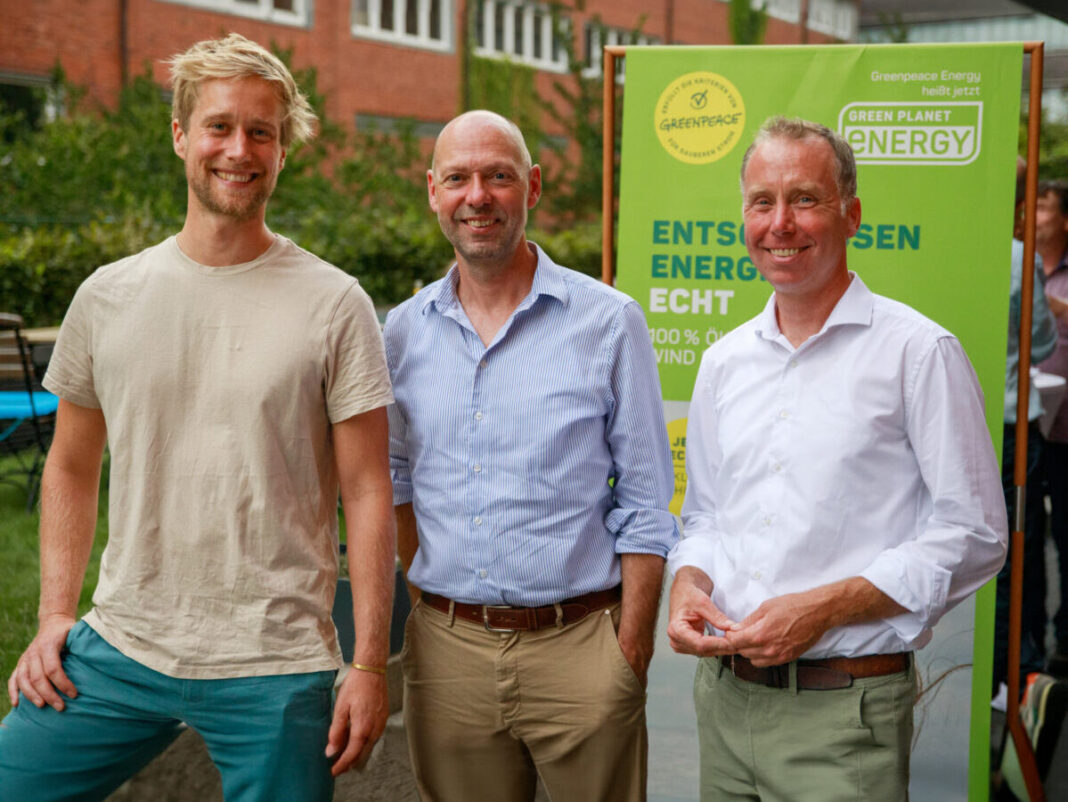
left=7, top=614, right=78, bottom=711
left=666, top=566, right=737, bottom=657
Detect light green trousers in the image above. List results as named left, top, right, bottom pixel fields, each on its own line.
left=693, top=655, right=915, bottom=801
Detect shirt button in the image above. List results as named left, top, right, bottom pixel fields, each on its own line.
left=473, top=463, right=482, bottom=473
left=772, top=463, right=782, bottom=473
left=479, top=359, right=487, bottom=369
left=474, top=516, right=482, bottom=526
left=478, top=569, right=487, bottom=579
left=752, top=570, right=763, bottom=580
left=763, top=516, right=772, bottom=526
left=778, top=410, right=789, bottom=419
left=475, top=411, right=483, bottom=420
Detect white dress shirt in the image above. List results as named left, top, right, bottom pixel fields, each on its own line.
left=668, top=274, right=1007, bottom=657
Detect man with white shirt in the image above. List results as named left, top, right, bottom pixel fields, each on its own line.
left=666, top=116, right=1007, bottom=800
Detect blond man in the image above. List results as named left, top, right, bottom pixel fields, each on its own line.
left=0, top=34, right=394, bottom=801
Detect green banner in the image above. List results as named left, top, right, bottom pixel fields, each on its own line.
left=618, top=43, right=1023, bottom=800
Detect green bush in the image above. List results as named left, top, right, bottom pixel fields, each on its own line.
left=0, top=64, right=476, bottom=321
left=0, top=47, right=617, bottom=325
left=0, top=212, right=172, bottom=325
left=530, top=221, right=603, bottom=279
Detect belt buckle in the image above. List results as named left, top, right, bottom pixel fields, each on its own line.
left=482, top=605, right=518, bottom=633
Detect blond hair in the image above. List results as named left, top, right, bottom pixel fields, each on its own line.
left=167, top=33, right=316, bottom=148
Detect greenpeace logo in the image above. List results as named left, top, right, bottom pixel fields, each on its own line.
left=837, top=102, right=982, bottom=166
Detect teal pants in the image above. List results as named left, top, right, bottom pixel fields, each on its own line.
left=0, top=621, right=335, bottom=802
left=693, top=655, right=915, bottom=802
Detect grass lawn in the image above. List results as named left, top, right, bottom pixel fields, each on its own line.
left=0, top=475, right=108, bottom=719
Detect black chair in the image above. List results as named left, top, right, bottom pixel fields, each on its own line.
left=0, top=313, right=59, bottom=510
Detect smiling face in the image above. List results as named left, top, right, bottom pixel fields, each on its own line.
left=172, top=77, right=287, bottom=224
left=742, top=135, right=860, bottom=304
left=427, top=113, right=541, bottom=273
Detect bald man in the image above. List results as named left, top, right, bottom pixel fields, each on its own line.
left=384, top=110, right=677, bottom=801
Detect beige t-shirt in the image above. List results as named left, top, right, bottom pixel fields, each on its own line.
left=44, top=235, right=394, bottom=678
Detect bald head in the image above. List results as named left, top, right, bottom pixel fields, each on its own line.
left=432, top=110, right=532, bottom=175
left=426, top=109, right=541, bottom=273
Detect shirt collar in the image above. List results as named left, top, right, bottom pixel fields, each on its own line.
left=419, top=242, right=569, bottom=317
left=755, top=272, right=874, bottom=343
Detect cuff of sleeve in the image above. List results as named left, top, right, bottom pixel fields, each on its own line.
left=666, top=536, right=717, bottom=580
left=608, top=509, right=679, bottom=558
left=860, top=555, right=951, bottom=643
left=391, top=471, right=413, bottom=506
left=42, top=375, right=101, bottom=410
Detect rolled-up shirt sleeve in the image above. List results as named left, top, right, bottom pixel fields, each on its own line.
left=603, top=301, right=679, bottom=557
left=859, top=336, right=1008, bottom=641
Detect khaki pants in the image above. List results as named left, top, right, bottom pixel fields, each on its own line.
left=401, top=599, right=648, bottom=802
left=693, top=655, right=915, bottom=802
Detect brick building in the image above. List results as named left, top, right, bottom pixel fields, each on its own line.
left=0, top=0, right=856, bottom=139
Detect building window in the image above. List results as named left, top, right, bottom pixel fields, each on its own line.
left=583, top=24, right=660, bottom=80
left=764, top=0, right=801, bottom=25
left=157, top=0, right=310, bottom=27
left=0, top=73, right=65, bottom=138
left=762, top=0, right=857, bottom=41
left=355, top=113, right=446, bottom=138
left=805, top=0, right=857, bottom=41
left=352, top=0, right=453, bottom=51
left=473, top=1, right=568, bottom=72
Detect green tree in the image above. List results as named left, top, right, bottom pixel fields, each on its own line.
left=728, top=0, right=768, bottom=46
left=0, top=68, right=183, bottom=229
left=1020, top=93, right=1068, bottom=181
left=0, top=52, right=459, bottom=321
left=536, top=6, right=613, bottom=225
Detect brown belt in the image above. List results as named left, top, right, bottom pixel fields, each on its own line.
left=719, top=652, right=910, bottom=691
left=421, top=586, right=621, bottom=632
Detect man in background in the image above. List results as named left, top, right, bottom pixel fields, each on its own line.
left=991, top=159, right=1057, bottom=696
left=1037, top=179, right=1068, bottom=677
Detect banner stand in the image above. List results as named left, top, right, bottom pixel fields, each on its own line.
left=1008, top=40, right=1046, bottom=802
left=601, top=41, right=1047, bottom=802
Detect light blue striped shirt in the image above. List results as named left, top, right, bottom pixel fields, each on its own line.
left=385, top=244, right=677, bottom=606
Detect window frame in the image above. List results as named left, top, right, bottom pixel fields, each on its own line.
left=351, top=0, right=454, bottom=52
left=156, top=0, right=311, bottom=27
left=473, top=0, right=569, bottom=73
left=582, top=23, right=660, bottom=81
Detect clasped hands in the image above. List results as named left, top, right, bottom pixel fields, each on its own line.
left=666, top=567, right=832, bottom=667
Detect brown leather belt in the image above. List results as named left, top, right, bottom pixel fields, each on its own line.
left=421, top=586, right=621, bottom=632
left=719, top=652, right=910, bottom=690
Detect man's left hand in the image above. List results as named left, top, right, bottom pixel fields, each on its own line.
left=325, top=667, right=388, bottom=776
left=724, top=589, right=831, bottom=667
